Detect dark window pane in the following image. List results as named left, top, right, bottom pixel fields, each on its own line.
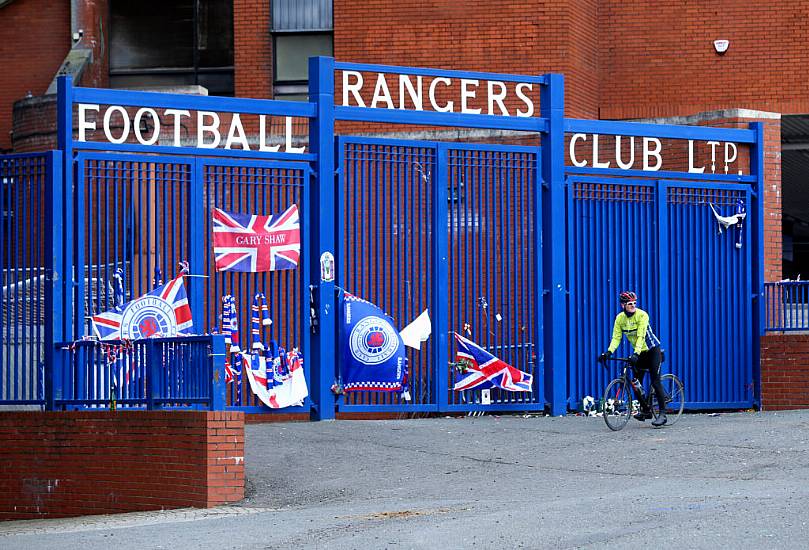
left=197, top=0, right=234, bottom=68
left=110, top=73, right=196, bottom=90
left=272, top=0, right=333, bottom=32
left=198, top=71, right=235, bottom=96
left=109, top=0, right=234, bottom=95
left=275, top=34, right=333, bottom=82
left=110, top=0, right=194, bottom=69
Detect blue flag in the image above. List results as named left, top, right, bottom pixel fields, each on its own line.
left=340, top=293, right=407, bottom=392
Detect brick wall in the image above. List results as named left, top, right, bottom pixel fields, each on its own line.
left=7, top=0, right=809, bottom=150
left=599, top=1, right=809, bottom=119
left=0, top=0, right=70, bottom=152
left=0, top=411, right=244, bottom=520
left=11, top=95, right=58, bottom=153
left=334, top=0, right=600, bottom=120
left=761, top=334, right=809, bottom=410
left=234, top=0, right=272, bottom=100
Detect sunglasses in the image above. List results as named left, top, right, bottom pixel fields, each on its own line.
left=624, top=301, right=637, bottom=306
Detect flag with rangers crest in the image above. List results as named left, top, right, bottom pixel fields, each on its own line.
left=452, top=332, right=532, bottom=392
left=340, top=292, right=407, bottom=393
left=212, top=204, right=300, bottom=272
left=91, top=276, right=195, bottom=340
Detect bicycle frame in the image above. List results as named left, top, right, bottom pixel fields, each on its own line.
left=604, top=358, right=653, bottom=412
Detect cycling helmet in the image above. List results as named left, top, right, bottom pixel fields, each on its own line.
left=619, top=291, right=637, bottom=305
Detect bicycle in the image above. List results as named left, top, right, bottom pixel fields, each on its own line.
left=600, top=356, right=685, bottom=431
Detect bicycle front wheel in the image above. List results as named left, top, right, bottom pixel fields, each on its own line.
left=602, top=378, right=632, bottom=431
left=651, top=374, right=685, bottom=426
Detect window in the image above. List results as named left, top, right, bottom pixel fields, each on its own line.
left=109, top=0, right=234, bottom=96
left=272, top=0, right=333, bottom=101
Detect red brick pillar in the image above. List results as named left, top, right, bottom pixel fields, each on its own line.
left=0, top=411, right=245, bottom=520
left=761, top=334, right=809, bottom=410
left=206, top=412, right=246, bottom=506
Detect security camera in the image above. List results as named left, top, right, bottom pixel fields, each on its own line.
left=72, top=29, right=84, bottom=43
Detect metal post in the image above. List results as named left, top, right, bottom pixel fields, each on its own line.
left=750, top=122, right=765, bottom=407
left=540, top=73, right=567, bottom=416
left=210, top=334, right=226, bottom=411
left=308, top=56, right=336, bottom=420
left=56, top=76, right=74, bottom=343
left=656, top=181, right=670, bottom=359
left=145, top=339, right=161, bottom=410
left=189, top=158, right=205, bottom=332
left=433, top=144, right=449, bottom=410
left=44, top=151, right=64, bottom=410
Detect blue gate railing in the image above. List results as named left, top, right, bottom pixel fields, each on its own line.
left=1, top=152, right=60, bottom=406
left=52, top=335, right=226, bottom=410
left=336, top=138, right=544, bottom=413
left=0, top=58, right=769, bottom=416
left=764, top=281, right=809, bottom=331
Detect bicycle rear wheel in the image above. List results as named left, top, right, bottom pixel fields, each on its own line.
left=602, top=378, right=632, bottom=431
left=651, top=374, right=685, bottom=426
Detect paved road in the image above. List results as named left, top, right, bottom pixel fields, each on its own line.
left=2, top=410, right=809, bottom=549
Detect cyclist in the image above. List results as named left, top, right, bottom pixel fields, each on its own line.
left=598, top=291, right=668, bottom=427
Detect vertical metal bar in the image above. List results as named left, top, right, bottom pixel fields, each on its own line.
left=145, top=338, right=159, bottom=409
left=541, top=73, right=565, bottom=415
left=57, top=77, right=74, bottom=343
left=14, top=157, right=21, bottom=400
left=190, top=158, right=204, bottom=332
left=0, top=157, right=6, bottom=402
left=45, top=152, right=63, bottom=409
left=434, top=144, right=449, bottom=411
left=657, top=181, right=670, bottom=363
left=20, top=159, right=29, bottom=401
left=750, top=122, right=764, bottom=407
left=211, top=335, right=227, bottom=410
left=308, top=56, right=336, bottom=420
left=566, top=179, right=577, bottom=406
left=464, top=150, right=472, bottom=402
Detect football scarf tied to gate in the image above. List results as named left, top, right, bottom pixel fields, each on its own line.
left=91, top=276, right=194, bottom=340
left=221, top=295, right=242, bottom=396
left=251, top=293, right=272, bottom=350
left=452, top=332, right=533, bottom=392
left=212, top=204, right=300, bottom=272
left=243, top=348, right=308, bottom=408
left=340, top=292, right=407, bottom=393
left=221, top=295, right=241, bottom=352
left=242, top=292, right=308, bottom=408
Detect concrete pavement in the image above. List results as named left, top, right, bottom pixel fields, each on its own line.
left=2, top=410, right=808, bottom=549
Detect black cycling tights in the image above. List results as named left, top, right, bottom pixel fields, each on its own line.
left=635, top=346, right=667, bottom=412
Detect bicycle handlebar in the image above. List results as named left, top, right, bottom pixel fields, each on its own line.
left=599, top=356, right=633, bottom=368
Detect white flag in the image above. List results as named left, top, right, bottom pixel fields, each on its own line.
left=400, top=309, right=432, bottom=350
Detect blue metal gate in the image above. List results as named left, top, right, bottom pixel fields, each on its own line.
left=336, top=137, right=544, bottom=413
left=0, top=152, right=59, bottom=406
left=0, top=58, right=768, bottom=416
left=567, top=175, right=754, bottom=410
left=70, top=153, right=311, bottom=412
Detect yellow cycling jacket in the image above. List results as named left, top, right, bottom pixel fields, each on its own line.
left=607, top=307, right=661, bottom=354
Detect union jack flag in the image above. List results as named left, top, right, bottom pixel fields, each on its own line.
left=212, top=204, right=300, bottom=272
left=452, top=333, right=533, bottom=392
left=91, top=276, right=195, bottom=340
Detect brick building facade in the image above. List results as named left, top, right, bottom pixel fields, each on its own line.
left=3, top=1, right=809, bottom=141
